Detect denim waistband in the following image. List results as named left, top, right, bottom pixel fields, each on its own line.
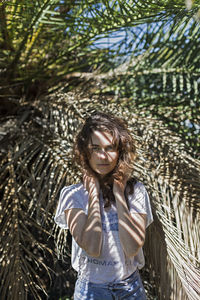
left=78, top=268, right=139, bottom=288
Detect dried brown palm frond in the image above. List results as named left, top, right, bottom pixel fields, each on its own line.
left=123, top=111, right=200, bottom=300
left=0, top=91, right=199, bottom=299
left=48, top=92, right=200, bottom=300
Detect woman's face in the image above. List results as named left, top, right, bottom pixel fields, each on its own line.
left=88, top=130, right=119, bottom=177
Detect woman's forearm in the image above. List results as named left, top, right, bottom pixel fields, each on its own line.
left=65, top=192, right=102, bottom=257
left=115, top=193, right=146, bottom=258
left=81, top=194, right=102, bottom=257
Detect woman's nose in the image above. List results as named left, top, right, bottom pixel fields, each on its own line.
left=98, top=150, right=108, bottom=159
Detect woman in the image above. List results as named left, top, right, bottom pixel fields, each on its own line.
left=54, top=111, right=153, bottom=299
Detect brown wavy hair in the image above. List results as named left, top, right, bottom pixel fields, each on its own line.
left=73, top=111, right=137, bottom=207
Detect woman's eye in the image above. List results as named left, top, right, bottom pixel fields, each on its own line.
left=89, top=145, right=116, bottom=153
left=106, top=146, right=115, bottom=152
left=92, top=146, right=100, bottom=152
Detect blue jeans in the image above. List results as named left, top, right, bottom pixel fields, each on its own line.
left=73, top=269, right=147, bottom=300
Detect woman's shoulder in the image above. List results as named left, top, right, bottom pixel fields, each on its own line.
left=59, top=182, right=87, bottom=211
left=134, top=181, right=146, bottom=190
left=55, top=183, right=85, bottom=228
left=128, top=179, right=152, bottom=220
left=127, top=177, right=146, bottom=190
left=60, top=182, right=84, bottom=198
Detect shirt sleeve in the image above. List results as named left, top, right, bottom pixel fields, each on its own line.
left=54, top=183, right=84, bottom=229
left=128, top=182, right=153, bottom=228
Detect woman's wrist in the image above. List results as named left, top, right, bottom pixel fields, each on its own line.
left=115, top=192, right=129, bottom=212
left=89, top=190, right=99, bottom=199
left=88, top=193, right=100, bottom=207
left=114, top=190, right=125, bottom=200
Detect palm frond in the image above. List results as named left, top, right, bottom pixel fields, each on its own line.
left=1, top=0, right=200, bottom=299
left=0, top=89, right=199, bottom=299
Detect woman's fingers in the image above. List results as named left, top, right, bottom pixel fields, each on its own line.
left=113, top=176, right=128, bottom=195
left=83, top=171, right=100, bottom=196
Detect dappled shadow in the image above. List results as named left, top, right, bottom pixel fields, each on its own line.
left=1, top=92, right=199, bottom=299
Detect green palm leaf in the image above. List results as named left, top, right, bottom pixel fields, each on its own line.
left=0, top=0, right=200, bottom=299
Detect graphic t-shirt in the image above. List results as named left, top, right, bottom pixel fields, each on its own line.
left=54, top=181, right=153, bottom=284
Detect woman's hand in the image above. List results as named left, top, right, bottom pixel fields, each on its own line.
left=113, top=176, right=128, bottom=198
left=83, top=170, right=100, bottom=199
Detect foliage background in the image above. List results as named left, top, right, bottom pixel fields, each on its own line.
left=0, top=0, right=200, bottom=299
